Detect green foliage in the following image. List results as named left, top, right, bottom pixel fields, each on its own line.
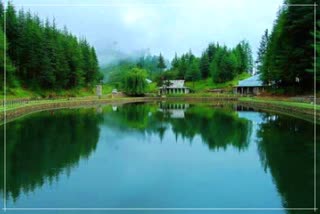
left=260, top=0, right=317, bottom=91
left=202, top=41, right=253, bottom=83
left=233, top=40, right=253, bottom=74
left=102, top=61, right=134, bottom=88
left=0, top=27, right=16, bottom=88
left=185, top=72, right=250, bottom=92
left=146, top=82, right=158, bottom=93
left=199, top=52, right=210, bottom=78
left=157, top=53, right=166, bottom=70
left=185, top=51, right=201, bottom=81
left=167, top=42, right=252, bottom=85
left=3, top=2, right=102, bottom=90
left=105, top=42, right=252, bottom=91
left=123, top=68, right=148, bottom=96
left=315, top=22, right=320, bottom=81
left=210, top=46, right=239, bottom=83
left=307, top=21, right=320, bottom=82
left=102, top=54, right=162, bottom=88
left=171, top=53, right=180, bottom=70
left=256, top=29, right=269, bottom=73
left=137, top=54, right=161, bottom=78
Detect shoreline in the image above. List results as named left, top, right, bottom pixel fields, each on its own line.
left=1, top=96, right=319, bottom=124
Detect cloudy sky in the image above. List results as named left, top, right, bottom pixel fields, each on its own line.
left=10, top=0, right=284, bottom=64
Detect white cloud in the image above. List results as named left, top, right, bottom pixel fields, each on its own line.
left=12, top=0, right=284, bottom=62
left=123, top=7, right=145, bottom=25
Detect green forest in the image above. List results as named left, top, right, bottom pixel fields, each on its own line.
left=257, top=0, right=319, bottom=92
left=0, top=2, right=102, bottom=91
left=104, top=40, right=253, bottom=95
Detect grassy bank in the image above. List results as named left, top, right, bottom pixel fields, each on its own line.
left=239, top=97, right=320, bottom=110
left=2, top=85, right=114, bottom=100
left=185, top=73, right=250, bottom=92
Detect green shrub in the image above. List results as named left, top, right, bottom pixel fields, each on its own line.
left=123, top=68, right=148, bottom=96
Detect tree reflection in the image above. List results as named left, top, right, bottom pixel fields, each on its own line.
left=256, top=114, right=319, bottom=212
left=4, top=102, right=314, bottom=210
left=103, top=103, right=252, bottom=151
left=170, top=106, right=252, bottom=151
left=0, top=109, right=103, bottom=201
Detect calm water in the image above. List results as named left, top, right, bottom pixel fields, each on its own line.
left=0, top=102, right=318, bottom=214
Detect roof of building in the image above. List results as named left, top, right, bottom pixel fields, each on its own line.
left=159, top=80, right=189, bottom=89
left=146, top=78, right=152, bottom=84
left=237, top=74, right=264, bottom=87
left=169, top=80, right=185, bottom=88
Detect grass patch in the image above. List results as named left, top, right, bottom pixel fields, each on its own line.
left=1, top=84, right=117, bottom=100
left=102, top=84, right=113, bottom=94
left=185, top=73, right=251, bottom=92
left=167, top=92, right=237, bottom=98
left=146, top=82, right=158, bottom=93
left=240, top=97, right=320, bottom=110
left=5, top=87, right=36, bottom=99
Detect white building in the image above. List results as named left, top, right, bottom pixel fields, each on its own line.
left=158, top=80, right=190, bottom=95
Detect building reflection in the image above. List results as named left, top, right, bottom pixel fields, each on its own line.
left=158, top=102, right=190, bottom=118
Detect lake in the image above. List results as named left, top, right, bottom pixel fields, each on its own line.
left=0, top=102, right=318, bottom=214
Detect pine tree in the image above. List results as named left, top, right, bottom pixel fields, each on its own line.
left=199, top=52, right=210, bottom=78
left=0, top=2, right=4, bottom=29
left=3, top=3, right=102, bottom=90
left=261, top=0, right=316, bottom=90
left=186, top=58, right=201, bottom=83
left=256, top=29, right=269, bottom=73
left=207, top=43, right=217, bottom=62
left=177, top=54, right=187, bottom=79
left=307, top=21, right=320, bottom=82
left=171, top=53, right=179, bottom=70
left=157, top=53, right=166, bottom=71
left=0, top=27, right=16, bottom=88
left=5, top=2, right=19, bottom=67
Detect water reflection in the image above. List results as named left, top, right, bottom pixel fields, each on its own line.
left=0, top=102, right=317, bottom=211
left=104, top=102, right=252, bottom=151
left=256, top=113, right=319, bottom=211
left=0, top=108, right=103, bottom=201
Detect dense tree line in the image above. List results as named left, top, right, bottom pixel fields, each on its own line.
left=168, top=41, right=253, bottom=83
left=105, top=40, right=253, bottom=90
left=0, top=2, right=102, bottom=90
left=257, top=0, right=319, bottom=91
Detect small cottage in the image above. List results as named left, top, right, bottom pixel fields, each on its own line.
left=233, top=74, right=267, bottom=95
left=159, top=80, right=190, bottom=95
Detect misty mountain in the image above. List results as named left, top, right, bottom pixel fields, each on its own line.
left=97, top=48, right=151, bottom=66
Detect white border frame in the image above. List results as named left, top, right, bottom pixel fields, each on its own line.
left=2, top=1, right=318, bottom=212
